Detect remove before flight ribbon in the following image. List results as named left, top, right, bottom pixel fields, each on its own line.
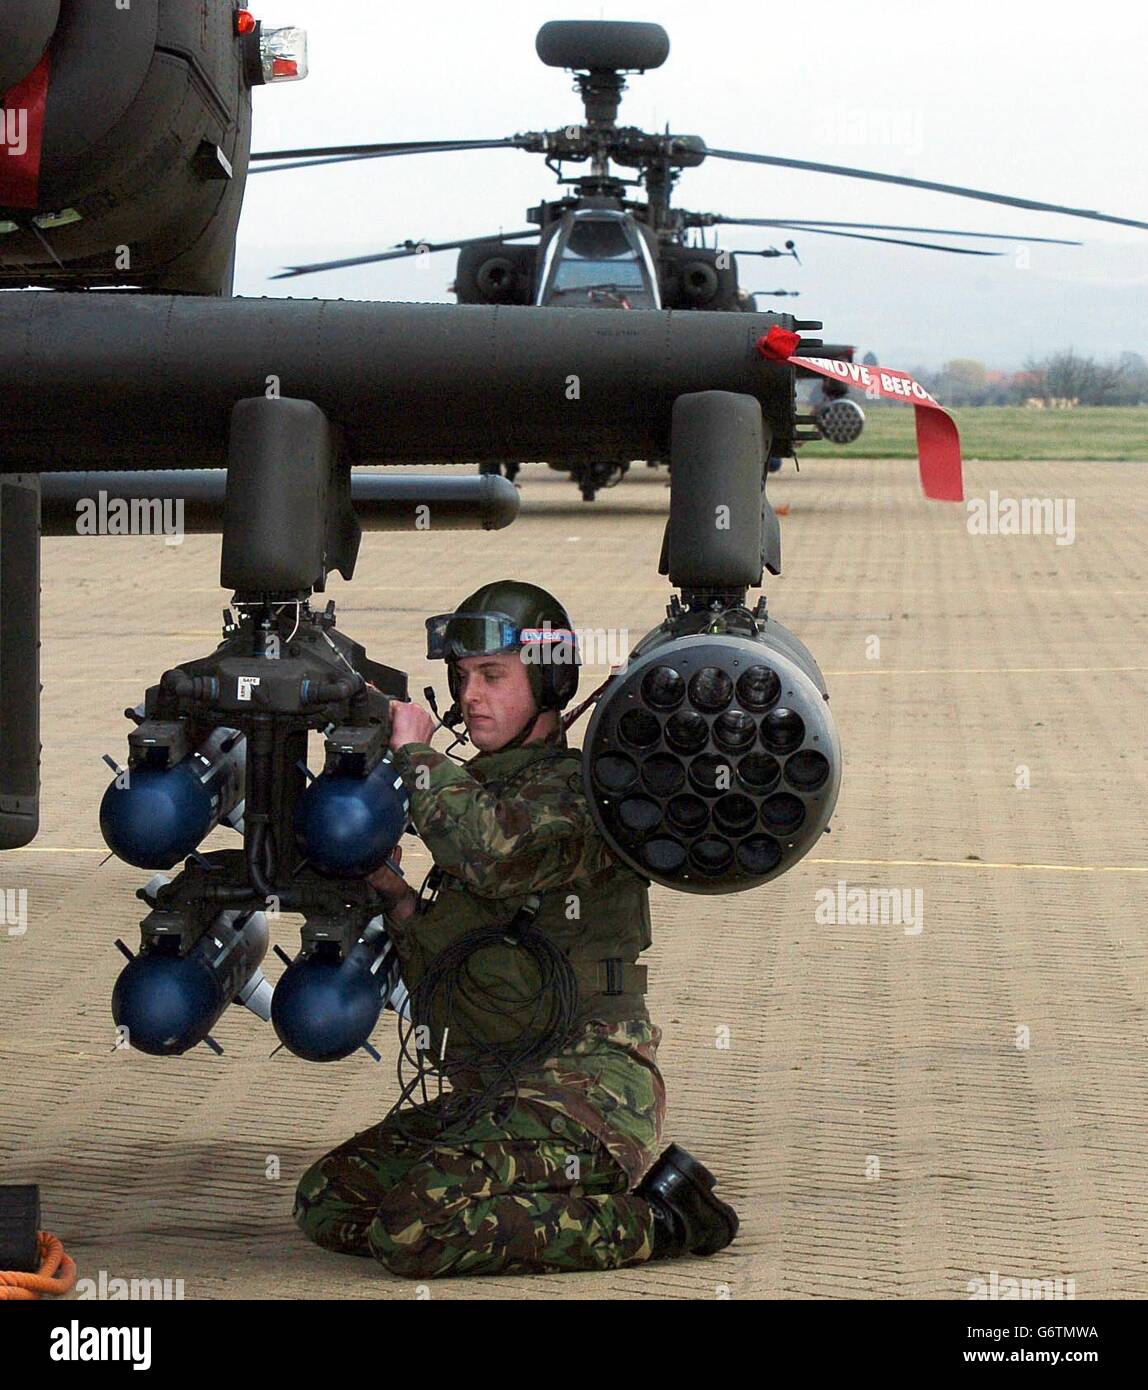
left=756, top=325, right=964, bottom=502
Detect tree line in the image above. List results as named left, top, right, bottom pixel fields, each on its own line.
left=862, top=351, right=1148, bottom=406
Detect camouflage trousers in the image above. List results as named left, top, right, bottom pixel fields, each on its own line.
left=293, top=1095, right=657, bottom=1279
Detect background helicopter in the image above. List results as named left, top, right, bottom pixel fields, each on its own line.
left=250, top=18, right=1137, bottom=499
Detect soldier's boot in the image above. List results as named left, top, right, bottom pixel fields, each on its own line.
left=636, top=1143, right=739, bottom=1259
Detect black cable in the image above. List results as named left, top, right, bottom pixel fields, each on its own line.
left=381, top=749, right=580, bottom=1153
left=382, top=912, right=579, bottom=1155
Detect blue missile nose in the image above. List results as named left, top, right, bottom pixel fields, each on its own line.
left=112, top=953, right=224, bottom=1056
left=100, top=766, right=214, bottom=869
left=294, top=763, right=408, bottom=878
left=271, top=956, right=384, bottom=1062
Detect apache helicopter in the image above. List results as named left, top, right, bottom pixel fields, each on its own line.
left=252, top=19, right=1132, bottom=499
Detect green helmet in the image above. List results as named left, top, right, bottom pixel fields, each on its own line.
left=426, top=579, right=580, bottom=712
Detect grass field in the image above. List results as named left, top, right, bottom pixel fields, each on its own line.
left=801, top=405, right=1148, bottom=460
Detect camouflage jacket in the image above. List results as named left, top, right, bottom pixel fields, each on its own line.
left=386, top=727, right=665, bottom=1184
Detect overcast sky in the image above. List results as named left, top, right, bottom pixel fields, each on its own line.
left=236, top=0, right=1148, bottom=369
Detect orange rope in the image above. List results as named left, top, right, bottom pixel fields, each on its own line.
left=0, top=1232, right=77, bottom=1300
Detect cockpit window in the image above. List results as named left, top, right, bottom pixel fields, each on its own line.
left=542, top=216, right=659, bottom=308
left=552, top=222, right=646, bottom=290
left=552, top=256, right=646, bottom=290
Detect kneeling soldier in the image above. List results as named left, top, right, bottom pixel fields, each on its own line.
left=294, top=580, right=738, bottom=1277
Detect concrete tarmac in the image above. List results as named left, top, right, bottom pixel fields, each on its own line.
left=2, top=456, right=1145, bottom=1299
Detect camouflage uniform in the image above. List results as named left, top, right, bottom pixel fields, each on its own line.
left=294, top=726, right=666, bottom=1278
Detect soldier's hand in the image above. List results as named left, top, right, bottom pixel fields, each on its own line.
left=367, top=846, right=417, bottom=921
left=389, top=700, right=438, bottom=750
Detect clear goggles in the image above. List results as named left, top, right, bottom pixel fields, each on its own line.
left=425, top=611, right=576, bottom=662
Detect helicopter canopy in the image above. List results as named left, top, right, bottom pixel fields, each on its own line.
left=537, top=210, right=660, bottom=310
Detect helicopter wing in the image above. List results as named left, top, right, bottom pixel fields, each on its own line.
left=272, top=230, right=538, bottom=280
left=702, top=147, right=1148, bottom=231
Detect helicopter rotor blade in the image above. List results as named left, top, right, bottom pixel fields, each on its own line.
left=703, top=147, right=1148, bottom=231
left=252, top=153, right=399, bottom=175
left=731, top=226, right=1002, bottom=255
left=251, top=137, right=526, bottom=170
left=271, top=231, right=539, bottom=280
left=716, top=217, right=1080, bottom=246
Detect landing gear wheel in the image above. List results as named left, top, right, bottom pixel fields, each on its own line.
left=574, top=460, right=629, bottom=501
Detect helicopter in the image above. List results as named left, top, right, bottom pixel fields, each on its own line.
left=251, top=19, right=1137, bottom=499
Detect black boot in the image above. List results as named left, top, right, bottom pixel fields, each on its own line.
left=637, top=1143, right=739, bottom=1259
